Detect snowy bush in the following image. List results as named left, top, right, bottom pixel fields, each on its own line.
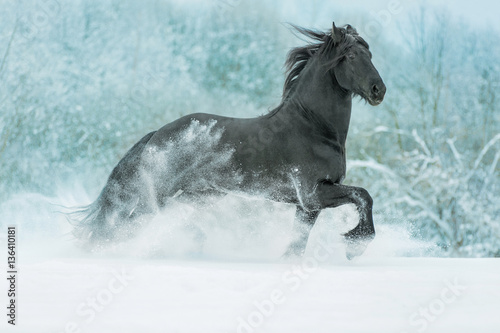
left=345, top=9, right=500, bottom=256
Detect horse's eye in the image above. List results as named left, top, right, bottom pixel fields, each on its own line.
left=347, top=52, right=356, bottom=60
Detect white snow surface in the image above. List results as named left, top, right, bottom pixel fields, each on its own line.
left=3, top=257, right=500, bottom=333
left=1, top=191, right=499, bottom=333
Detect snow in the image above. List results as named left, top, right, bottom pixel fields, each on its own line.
left=2, top=256, right=499, bottom=333
left=2, top=190, right=498, bottom=332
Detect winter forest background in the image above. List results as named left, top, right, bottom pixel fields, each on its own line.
left=0, top=0, right=499, bottom=257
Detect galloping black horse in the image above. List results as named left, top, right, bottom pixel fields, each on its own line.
left=75, top=22, right=386, bottom=259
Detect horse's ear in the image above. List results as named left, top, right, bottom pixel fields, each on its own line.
left=345, top=24, right=357, bottom=35
left=331, top=22, right=342, bottom=44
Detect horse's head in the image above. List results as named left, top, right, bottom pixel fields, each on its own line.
left=330, top=23, right=386, bottom=106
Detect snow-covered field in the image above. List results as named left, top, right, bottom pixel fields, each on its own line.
left=3, top=256, right=500, bottom=333
left=1, top=192, right=499, bottom=333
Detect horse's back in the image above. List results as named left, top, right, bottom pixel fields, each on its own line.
left=147, top=113, right=246, bottom=148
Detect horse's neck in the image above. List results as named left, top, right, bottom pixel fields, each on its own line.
left=284, top=59, right=352, bottom=145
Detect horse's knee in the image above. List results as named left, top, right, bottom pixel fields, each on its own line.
left=295, top=206, right=320, bottom=225
left=354, top=187, right=373, bottom=208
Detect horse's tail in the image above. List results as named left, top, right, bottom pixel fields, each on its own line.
left=71, top=131, right=157, bottom=246
left=70, top=196, right=109, bottom=244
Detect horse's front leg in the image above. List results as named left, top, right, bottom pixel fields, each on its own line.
left=283, top=206, right=320, bottom=258
left=315, top=182, right=376, bottom=260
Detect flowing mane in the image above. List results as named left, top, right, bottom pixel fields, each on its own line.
left=282, top=24, right=370, bottom=99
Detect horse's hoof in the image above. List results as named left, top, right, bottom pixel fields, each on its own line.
left=282, top=247, right=305, bottom=259
left=344, top=237, right=371, bottom=260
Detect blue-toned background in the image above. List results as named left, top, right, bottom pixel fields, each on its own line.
left=0, top=0, right=499, bottom=256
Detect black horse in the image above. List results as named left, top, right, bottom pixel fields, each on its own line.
left=75, top=22, right=386, bottom=259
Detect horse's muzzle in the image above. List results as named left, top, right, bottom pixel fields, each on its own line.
left=368, top=81, right=386, bottom=106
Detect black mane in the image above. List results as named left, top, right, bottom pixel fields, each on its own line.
left=282, top=24, right=370, bottom=99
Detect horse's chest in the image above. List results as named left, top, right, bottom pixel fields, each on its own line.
left=305, top=144, right=346, bottom=182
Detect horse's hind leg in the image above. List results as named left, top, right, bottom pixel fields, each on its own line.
left=76, top=131, right=158, bottom=246
left=283, top=206, right=320, bottom=257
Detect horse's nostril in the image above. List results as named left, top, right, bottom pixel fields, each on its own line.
left=371, top=84, right=379, bottom=95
